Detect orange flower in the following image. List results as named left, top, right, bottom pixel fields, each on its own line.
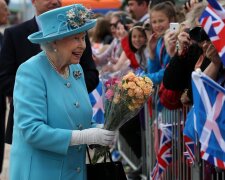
left=128, top=89, right=135, bottom=97
left=122, top=82, right=129, bottom=90
left=127, top=81, right=136, bottom=89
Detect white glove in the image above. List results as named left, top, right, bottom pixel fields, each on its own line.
left=70, top=128, right=115, bottom=146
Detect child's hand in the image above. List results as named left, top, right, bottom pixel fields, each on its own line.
left=148, top=33, right=158, bottom=60
left=164, top=30, right=178, bottom=57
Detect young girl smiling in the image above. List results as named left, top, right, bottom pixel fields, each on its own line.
left=146, top=1, right=177, bottom=85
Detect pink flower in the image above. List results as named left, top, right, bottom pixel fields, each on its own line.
left=105, top=89, right=114, bottom=100
left=104, top=77, right=120, bottom=87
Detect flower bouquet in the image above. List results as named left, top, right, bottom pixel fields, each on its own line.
left=92, top=71, right=153, bottom=163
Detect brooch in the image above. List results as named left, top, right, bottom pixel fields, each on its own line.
left=73, top=70, right=82, bottom=80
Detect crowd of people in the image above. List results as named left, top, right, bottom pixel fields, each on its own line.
left=0, top=0, right=225, bottom=179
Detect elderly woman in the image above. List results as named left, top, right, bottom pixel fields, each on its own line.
left=9, top=4, right=115, bottom=180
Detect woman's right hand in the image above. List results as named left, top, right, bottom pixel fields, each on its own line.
left=71, top=128, right=116, bottom=146
left=177, top=31, right=191, bottom=56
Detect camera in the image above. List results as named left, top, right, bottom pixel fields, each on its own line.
left=189, top=26, right=210, bottom=43
left=170, top=23, right=179, bottom=32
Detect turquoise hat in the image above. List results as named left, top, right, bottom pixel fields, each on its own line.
left=28, top=4, right=96, bottom=44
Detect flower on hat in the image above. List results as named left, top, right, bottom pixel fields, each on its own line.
left=66, top=5, right=93, bottom=29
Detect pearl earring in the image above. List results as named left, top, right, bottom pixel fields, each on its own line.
left=54, top=49, right=57, bottom=52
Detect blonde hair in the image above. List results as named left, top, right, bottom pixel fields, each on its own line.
left=149, top=1, right=177, bottom=22
left=185, top=2, right=207, bottom=29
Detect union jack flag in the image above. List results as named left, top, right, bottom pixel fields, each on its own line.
left=151, top=124, right=172, bottom=180
left=151, top=160, right=160, bottom=180
left=191, top=71, right=225, bottom=169
left=89, top=81, right=104, bottom=126
left=183, top=135, right=195, bottom=165
left=184, top=151, right=193, bottom=165
left=199, top=0, right=225, bottom=66
left=183, top=108, right=197, bottom=165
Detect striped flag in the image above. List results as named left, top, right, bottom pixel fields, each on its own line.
left=183, top=135, right=195, bottom=165
left=89, top=81, right=104, bottom=126
left=191, top=71, right=225, bottom=169
left=199, top=0, right=225, bottom=65
left=151, top=124, right=172, bottom=180
left=183, top=108, right=197, bottom=165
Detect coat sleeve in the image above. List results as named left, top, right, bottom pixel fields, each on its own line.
left=13, top=62, right=72, bottom=155
left=163, top=54, right=189, bottom=90
left=146, top=51, right=170, bottom=85
left=80, top=34, right=99, bottom=93
left=163, top=44, right=203, bottom=91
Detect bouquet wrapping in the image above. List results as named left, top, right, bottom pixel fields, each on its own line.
left=92, top=72, right=153, bottom=163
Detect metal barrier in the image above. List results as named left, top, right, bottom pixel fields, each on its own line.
left=143, top=86, right=225, bottom=180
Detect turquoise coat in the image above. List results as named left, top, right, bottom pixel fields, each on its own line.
left=10, top=51, right=93, bottom=180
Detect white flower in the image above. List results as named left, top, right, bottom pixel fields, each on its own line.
left=66, top=5, right=92, bottom=28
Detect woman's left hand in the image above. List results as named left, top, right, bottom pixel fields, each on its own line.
left=204, top=42, right=221, bottom=65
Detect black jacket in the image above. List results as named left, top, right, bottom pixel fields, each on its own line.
left=163, top=43, right=210, bottom=103
left=0, top=32, right=5, bottom=173
left=0, top=17, right=99, bottom=145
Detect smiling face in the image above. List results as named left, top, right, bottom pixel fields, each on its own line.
left=131, top=28, right=146, bottom=50
left=127, top=0, right=148, bottom=21
left=150, top=10, right=170, bottom=36
left=54, top=32, right=86, bottom=66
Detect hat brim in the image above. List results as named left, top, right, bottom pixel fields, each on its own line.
left=28, top=20, right=96, bottom=44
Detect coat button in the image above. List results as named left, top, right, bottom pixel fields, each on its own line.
left=74, top=102, right=79, bottom=108
left=65, top=82, right=71, bottom=88
left=76, top=167, right=81, bottom=173
left=77, top=124, right=83, bottom=130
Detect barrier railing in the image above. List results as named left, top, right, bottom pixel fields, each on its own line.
left=143, top=86, right=225, bottom=180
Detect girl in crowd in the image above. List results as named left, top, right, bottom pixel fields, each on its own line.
left=91, top=16, right=112, bottom=55
left=145, top=1, right=177, bottom=85
left=102, top=22, right=148, bottom=73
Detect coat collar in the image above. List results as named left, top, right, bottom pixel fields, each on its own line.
left=27, top=17, right=39, bottom=34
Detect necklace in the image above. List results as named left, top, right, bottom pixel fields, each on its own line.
left=46, top=53, right=69, bottom=79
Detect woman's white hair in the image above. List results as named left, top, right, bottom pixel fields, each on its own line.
left=40, top=42, right=55, bottom=52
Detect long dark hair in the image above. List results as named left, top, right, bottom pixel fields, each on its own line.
left=128, top=22, right=147, bottom=53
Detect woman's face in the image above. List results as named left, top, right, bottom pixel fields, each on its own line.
left=110, top=16, right=119, bottom=38
left=54, top=32, right=86, bottom=65
left=131, top=28, right=146, bottom=50
left=150, top=10, right=170, bottom=36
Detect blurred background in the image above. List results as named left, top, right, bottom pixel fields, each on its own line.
left=7, top=0, right=186, bottom=25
